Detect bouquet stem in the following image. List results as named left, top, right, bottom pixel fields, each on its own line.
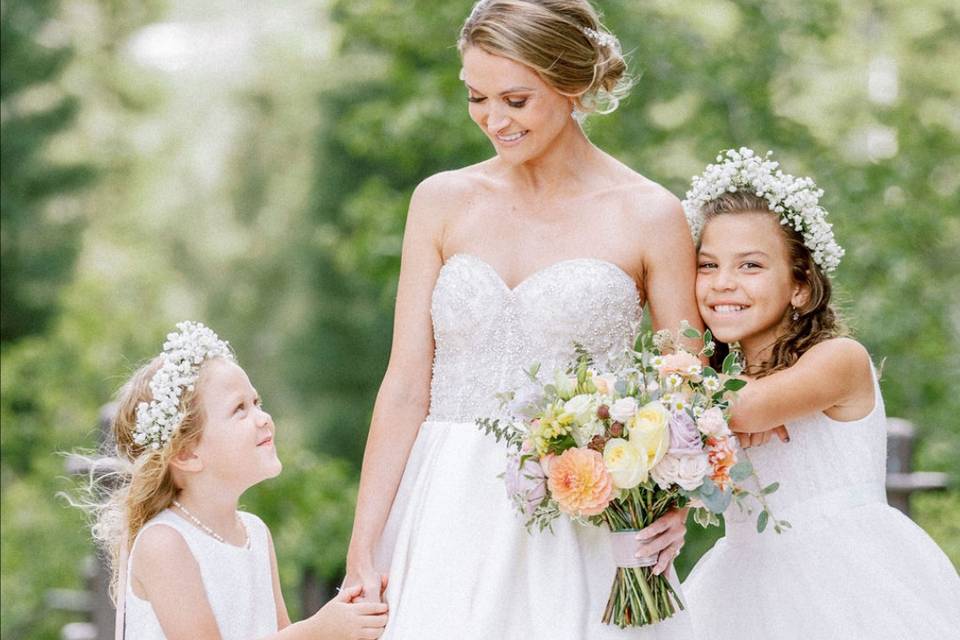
left=600, top=488, right=685, bottom=628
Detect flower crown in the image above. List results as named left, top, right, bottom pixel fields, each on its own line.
left=682, top=147, right=844, bottom=273
left=134, top=321, right=233, bottom=450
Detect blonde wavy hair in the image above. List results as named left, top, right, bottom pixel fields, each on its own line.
left=458, top=0, right=633, bottom=115
left=78, top=355, right=221, bottom=601
left=700, top=192, right=848, bottom=378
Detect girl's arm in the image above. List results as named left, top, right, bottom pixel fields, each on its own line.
left=266, top=528, right=292, bottom=629
left=729, top=337, right=875, bottom=433
left=132, top=525, right=222, bottom=638
left=136, top=525, right=388, bottom=640
left=343, top=175, right=449, bottom=602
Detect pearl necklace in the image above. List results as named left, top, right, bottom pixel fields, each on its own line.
left=172, top=500, right=249, bottom=549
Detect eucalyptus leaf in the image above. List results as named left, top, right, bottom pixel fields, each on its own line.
left=762, top=481, right=780, bottom=495
left=724, top=378, right=747, bottom=392
left=729, top=460, right=753, bottom=482
left=757, top=510, right=769, bottom=533
left=682, top=327, right=701, bottom=339
left=721, top=352, right=738, bottom=375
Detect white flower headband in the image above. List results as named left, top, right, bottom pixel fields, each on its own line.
left=134, top=321, right=233, bottom=450
left=682, top=148, right=844, bottom=273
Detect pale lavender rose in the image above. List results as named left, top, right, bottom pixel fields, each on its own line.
left=505, top=451, right=547, bottom=517
left=669, top=411, right=704, bottom=455
left=509, top=385, right=544, bottom=418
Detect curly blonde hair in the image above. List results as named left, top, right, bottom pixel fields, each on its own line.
left=458, top=0, right=633, bottom=115
left=701, top=192, right=848, bottom=378
left=81, top=355, right=222, bottom=601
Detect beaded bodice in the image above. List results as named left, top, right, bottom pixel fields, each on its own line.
left=426, top=253, right=642, bottom=422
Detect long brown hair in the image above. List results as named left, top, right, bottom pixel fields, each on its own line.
left=701, top=192, right=847, bottom=377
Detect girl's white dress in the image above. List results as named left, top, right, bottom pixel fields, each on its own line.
left=374, top=254, right=693, bottom=639
left=683, top=369, right=960, bottom=639
left=124, top=509, right=278, bottom=639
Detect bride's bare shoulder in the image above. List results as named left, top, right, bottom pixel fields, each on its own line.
left=412, top=161, right=499, bottom=210
left=600, top=162, right=684, bottom=228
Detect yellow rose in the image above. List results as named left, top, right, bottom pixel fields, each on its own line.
left=603, top=438, right=649, bottom=489
left=628, top=400, right=671, bottom=468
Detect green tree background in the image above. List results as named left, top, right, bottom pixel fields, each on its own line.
left=1, top=0, right=957, bottom=637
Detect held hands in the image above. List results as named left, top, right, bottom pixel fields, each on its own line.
left=343, top=567, right=389, bottom=603
left=305, top=584, right=389, bottom=640
left=735, top=425, right=790, bottom=449
left=634, top=507, right=688, bottom=576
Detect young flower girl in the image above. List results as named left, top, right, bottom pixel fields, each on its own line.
left=86, top=321, right=387, bottom=639
left=680, top=149, right=960, bottom=639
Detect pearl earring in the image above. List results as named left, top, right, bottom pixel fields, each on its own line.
left=791, top=307, right=800, bottom=321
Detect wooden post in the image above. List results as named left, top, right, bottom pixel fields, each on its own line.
left=885, top=417, right=949, bottom=516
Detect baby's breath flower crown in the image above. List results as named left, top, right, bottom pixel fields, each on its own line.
left=682, top=147, right=844, bottom=273
left=134, top=321, right=233, bottom=450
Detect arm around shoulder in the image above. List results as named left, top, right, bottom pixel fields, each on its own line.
left=730, top=338, right=875, bottom=432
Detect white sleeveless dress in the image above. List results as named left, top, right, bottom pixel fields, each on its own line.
left=375, top=253, right=693, bottom=639
left=124, top=509, right=278, bottom=639
left=683, top=369, right=960, bottom=639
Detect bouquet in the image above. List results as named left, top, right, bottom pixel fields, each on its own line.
left=477, top=324, right=785, bottom=628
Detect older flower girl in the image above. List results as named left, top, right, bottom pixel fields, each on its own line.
left=680, top=149, right=960, bottom=640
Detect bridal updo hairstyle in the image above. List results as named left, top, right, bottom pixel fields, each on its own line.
left=458, top=0, right=632, bottom=116
left=700, top=192, right=847, bottom=378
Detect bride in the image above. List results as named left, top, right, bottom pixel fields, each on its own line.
left=344, top=1, right=700, bottom=637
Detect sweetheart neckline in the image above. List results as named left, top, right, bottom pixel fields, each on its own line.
left=442, top=252, right=638, bottom=295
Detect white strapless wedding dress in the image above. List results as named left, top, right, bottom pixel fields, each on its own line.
left=375, top=253, right=693, bottom=639
left=683, top=369, right=960, bottom=640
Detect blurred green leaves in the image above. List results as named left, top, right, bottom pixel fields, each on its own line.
left=1, top=0, right=958, bottom=636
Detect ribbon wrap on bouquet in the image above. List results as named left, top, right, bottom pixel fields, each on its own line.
left=610, top=530, right=658, bottom=568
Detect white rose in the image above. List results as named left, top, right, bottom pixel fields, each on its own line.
left=564, top=394, right=596, bottom=426
left=651, top=453, right=709, bottom=491
left=603, top=438, right=648, bottom=489
left=697, top=407, right=731, bottom=437
left=609, top=397, right=638, bottom=423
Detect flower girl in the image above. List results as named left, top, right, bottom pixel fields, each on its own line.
left=680, top=149, right=960, bottom=639
left=86, top=322, right=388, bottom=639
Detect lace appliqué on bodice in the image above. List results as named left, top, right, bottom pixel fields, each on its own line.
left=427, top=253, right=642, bottom=422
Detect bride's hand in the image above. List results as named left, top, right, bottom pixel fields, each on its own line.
left=735, top=425, right=790, bottom=448
left=635, top=507, right=688, bottom=576
left=344, top=567, right=388, bottom=604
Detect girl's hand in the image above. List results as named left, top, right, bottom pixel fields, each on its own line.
left=735, top=425, right=790, bottom=448
left=305, top=584, right=389, bottom=640
left=635, top=507, right=688, bottom=576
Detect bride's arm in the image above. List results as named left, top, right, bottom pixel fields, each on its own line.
left=344, top=177, right=448, bottom=602
left=637, top=191, right=703, bottom=339
left=632, top=191, right=702, bottom=573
